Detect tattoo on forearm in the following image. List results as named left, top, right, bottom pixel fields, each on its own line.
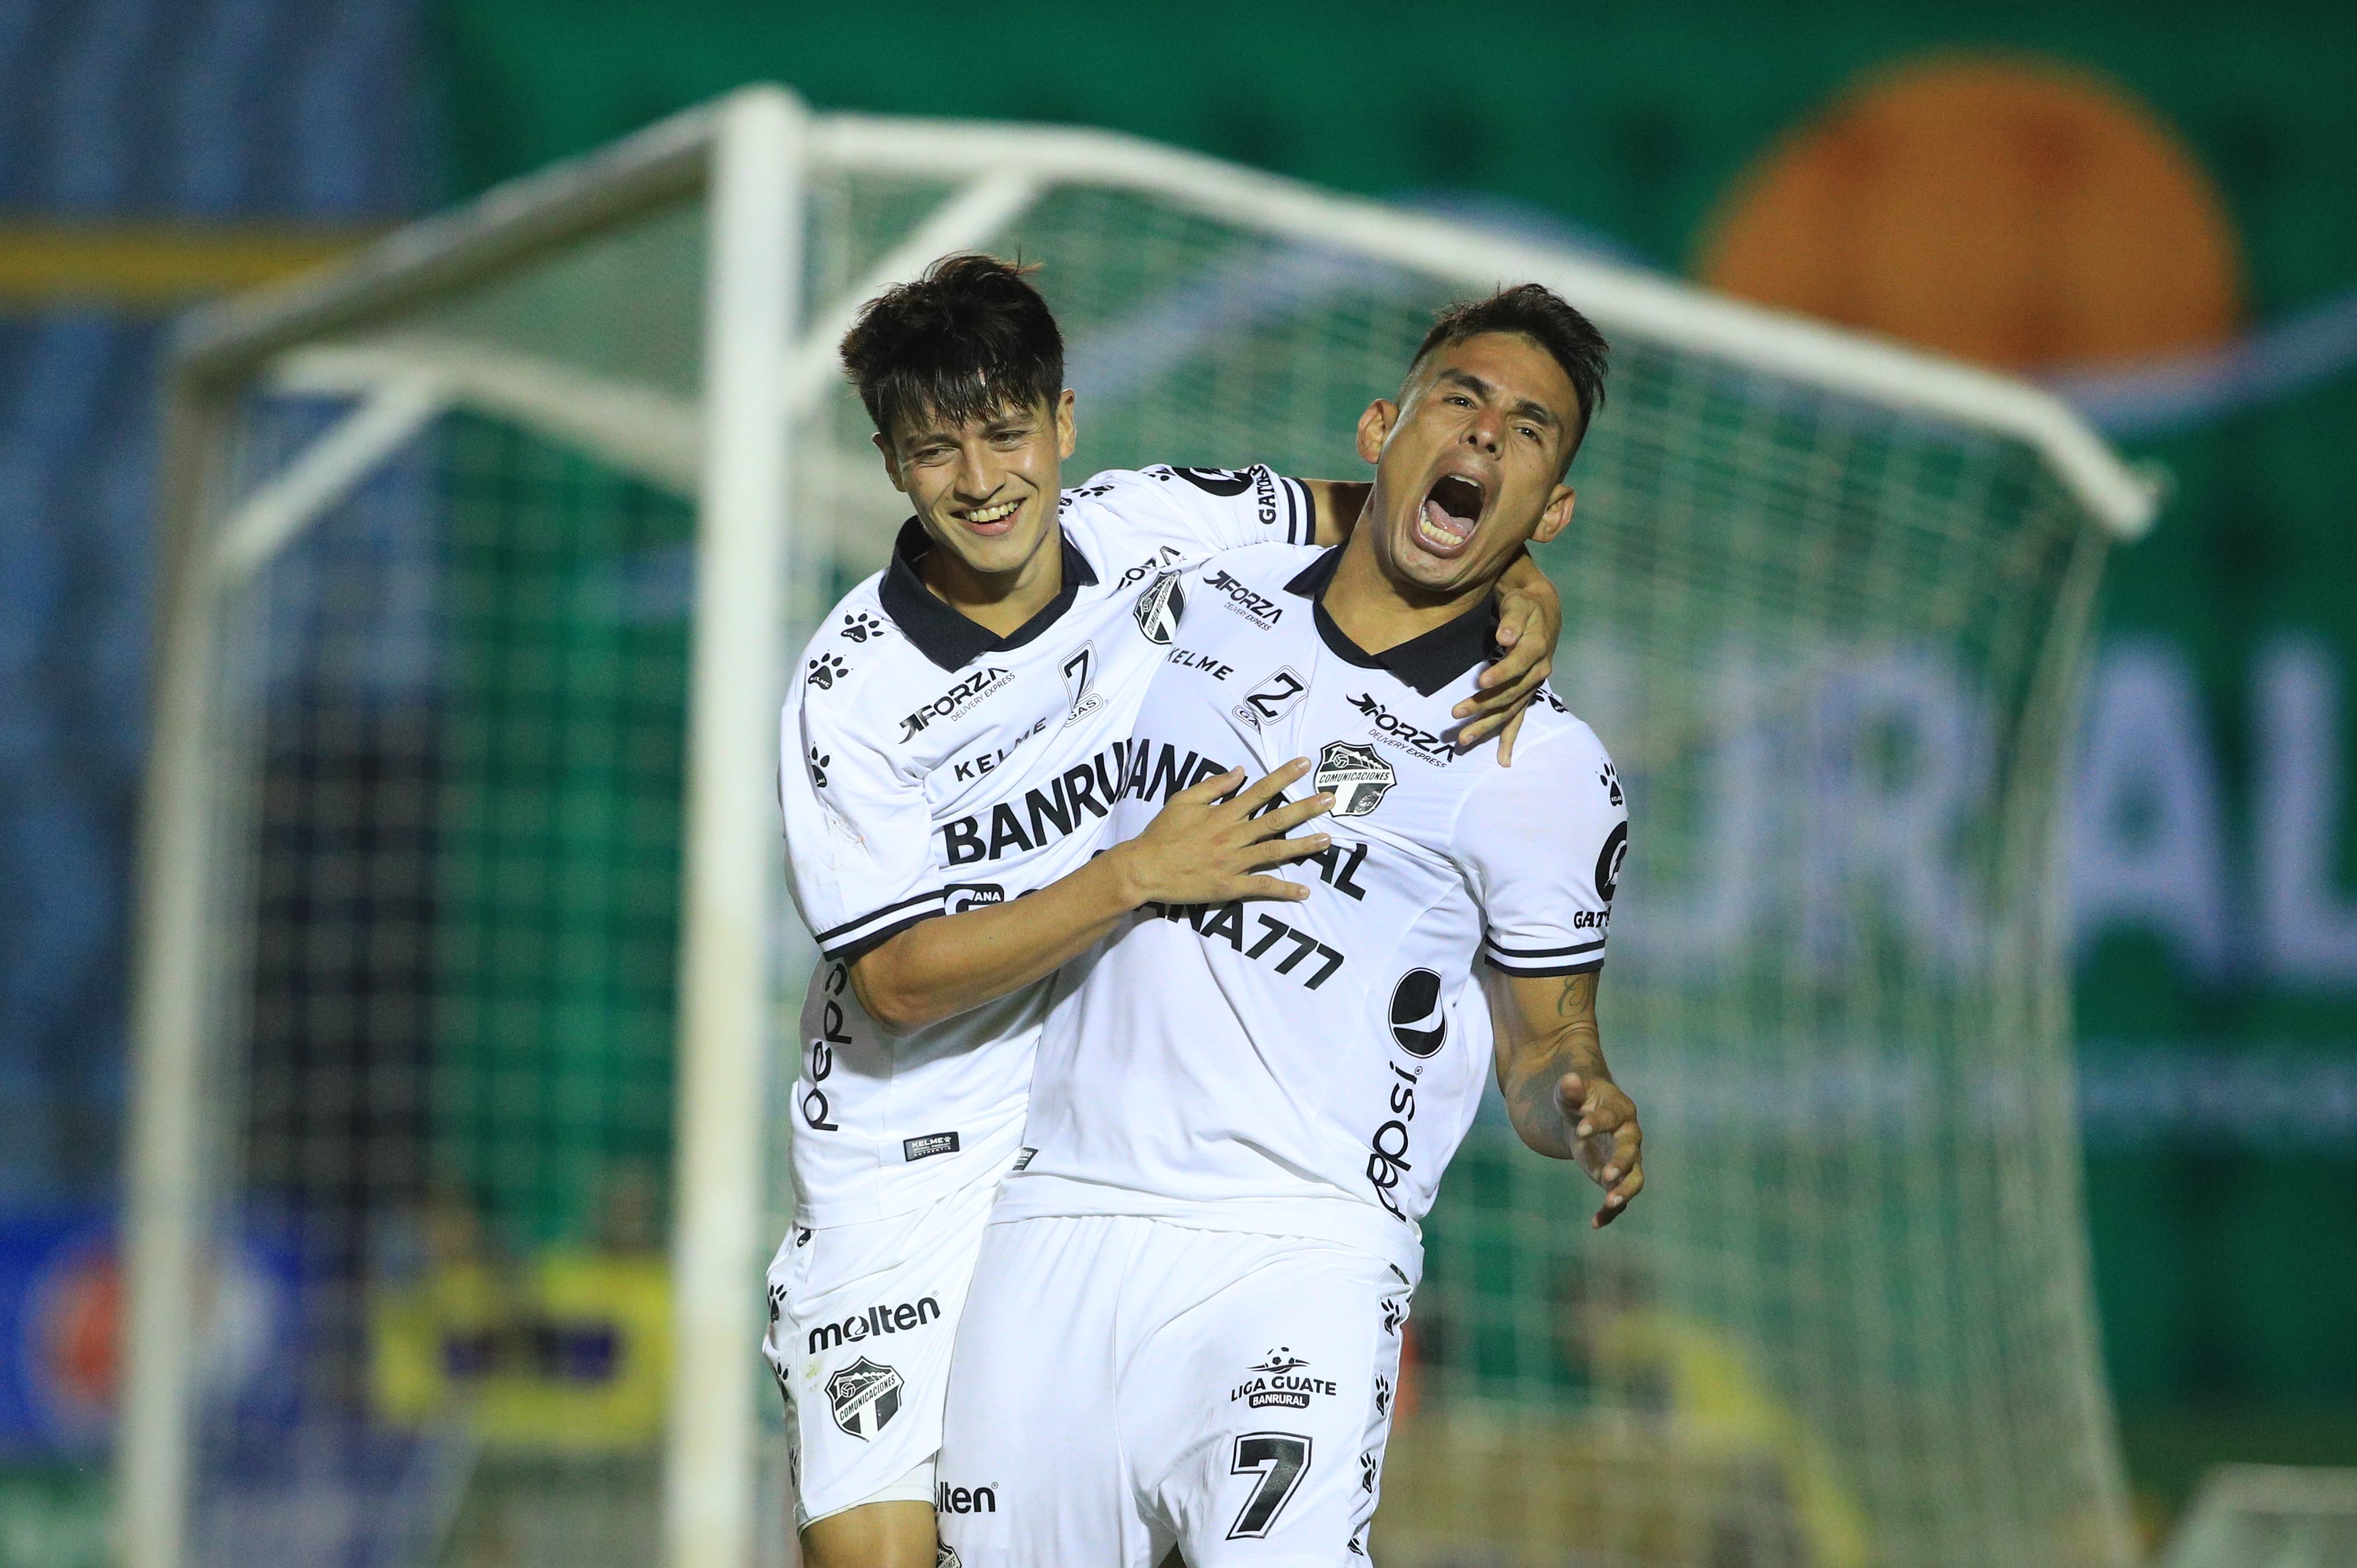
left=1506, top=973, right=1605, bottom=1151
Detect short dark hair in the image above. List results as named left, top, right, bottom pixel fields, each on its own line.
left=1412, top=284, right=1609, bottom=462
left=839, top=253, right=1065, bottom=442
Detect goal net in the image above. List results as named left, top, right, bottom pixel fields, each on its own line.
left=124, top=87, right=2151, bottom=1568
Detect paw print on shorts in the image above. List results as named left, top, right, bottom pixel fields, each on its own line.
left=840, top=610, right=883, bottom=644
left=808, top=747, right=830, bottom=789
left=1359, top=1450, right=1378, bottom=1493
left=806, top=651, right=848, bottom=691
left=1372, top=1373, right=1391, bottom=1417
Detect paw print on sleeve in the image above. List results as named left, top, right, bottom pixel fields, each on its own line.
left=839, top=611, right=883, bottom=644
left=806, top=651, right=848, bottom=691
left=1597, top=759, right=1623, bottom=807
left=807, top=747, right=830, bottom=789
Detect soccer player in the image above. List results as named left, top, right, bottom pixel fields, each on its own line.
left=935, top=283, right=1644, bottom=1568
left=767, top=255, right=1568, bottom=1568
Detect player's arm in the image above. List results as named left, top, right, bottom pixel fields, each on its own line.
left=850, top=762, right=1333, bottom=1035
left=1482, top=968, right=1644, bottom=1228
left=1305, top=479, right=1560, bottom=761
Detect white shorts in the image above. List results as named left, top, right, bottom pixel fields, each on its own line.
left=937, top=1214, right=1413, bottom=1568
left=762, top=1175, right=998, bottom=1527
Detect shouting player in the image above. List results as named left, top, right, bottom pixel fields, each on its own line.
left=937, top=284, right=1644, bottom=1567
left=766, top=255, right=1568, bottom=1568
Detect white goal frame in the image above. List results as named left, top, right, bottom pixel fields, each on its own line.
left=121, top=83, right=2157, bottom=1568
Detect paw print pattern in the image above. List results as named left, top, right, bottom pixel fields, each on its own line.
left=808, top=747, right=830, bottom=789
left=839, top=611, right=883, bottom=644
left=1359, top=1450, right=1378, bottom=1493
left=806, top=651, right=848, bottom=691
left=1372, top=1374, right=1392, bottom=1417
left=1379, top=1295, right=1408, bottom=1335
left=1598, top=759, right=1623, bottom=807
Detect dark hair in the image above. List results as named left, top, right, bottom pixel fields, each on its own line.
left=1412, top=284, right=1609, bottom=463
left=839, top=252, right=1065, bottom=442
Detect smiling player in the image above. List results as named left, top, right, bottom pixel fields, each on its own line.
left=936, top=284, right=1644, bottom=1568
left=766, top=256, right=1569, bottom=1568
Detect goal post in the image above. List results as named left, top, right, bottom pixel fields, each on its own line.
left=124, top=88, right=808, bottom=1568
left=124, top=83, right=2154, bottom=1568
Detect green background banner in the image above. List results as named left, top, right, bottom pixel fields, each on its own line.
left=432, top=0, right=2357, bottom=1515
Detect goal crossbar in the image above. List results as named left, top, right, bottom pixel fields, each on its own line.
left=169, top=87, right=2155, bottom=541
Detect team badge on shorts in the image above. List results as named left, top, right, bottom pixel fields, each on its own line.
left=826, top=1358, right=905, bottom=1439
left=1314, top=741, right=1395, bottom=818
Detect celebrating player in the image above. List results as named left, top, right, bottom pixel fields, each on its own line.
left=936, top=283, right=1642, bottom=1567
left=766, top=255, right=1567, bottom=1568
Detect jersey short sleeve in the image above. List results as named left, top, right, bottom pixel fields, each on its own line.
left=1074, top=464, right=1316, bottom=554
left=1455, top=718, right=1628, bottom=978
left=779, top=670, right=945, bottom=964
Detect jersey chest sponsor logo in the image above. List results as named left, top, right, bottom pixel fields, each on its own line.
left=1168, top=646, right=1234, bottom=680
left=1134, top=571, right=1185, bottom=645
left=1315, top=740, right=1397, bottom=818
left=951, top=713, right=1052, bottom=783
left=1145, top=898, right=1346, bottom=989
left=937, top=736, right=1243, bottom=866
left=1230, top=1348, right=1337, bottom=1409
left=824, top=1356, right=904, bottom=1439
left=1202, top=567, right=1283, bottom=628
left=901, top=665, right=1013, bottom=742
left=807, top=1295, right=941, bottom=1355
left=1387, top=968, right=1448, bottom=1058
left=940, top=741, right=1131, bottom=866
left=1348, top=692, right=1453, bottom=765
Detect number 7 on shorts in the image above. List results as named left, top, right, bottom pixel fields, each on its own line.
left=1227, top=1432, right=1312, bottom=1540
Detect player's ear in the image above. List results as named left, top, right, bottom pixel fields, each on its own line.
left=872, top=430, right=910, bottom=494
left=1053, top=387, right=1079, bottom=460
left=1532, top=484, right=1576, bottom=545
left=1357, top=398, right=1397, bottom=464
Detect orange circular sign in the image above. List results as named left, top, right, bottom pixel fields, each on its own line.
left=1696, top=55, right=2243, bottom=371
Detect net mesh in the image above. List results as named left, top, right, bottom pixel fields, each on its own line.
left=170, top=133, right=2134, bottom=1568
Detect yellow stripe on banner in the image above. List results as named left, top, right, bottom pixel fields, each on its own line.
left=0, top=223, right=384, bottom=307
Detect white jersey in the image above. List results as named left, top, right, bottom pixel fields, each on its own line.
left=1001, top=543, right=1627, bottom=1278
left=780, top=466, right=1317, bottom=1226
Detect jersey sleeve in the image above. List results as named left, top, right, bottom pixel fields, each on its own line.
left=779, top=667, right=947, bottom=964
left=1455, top=722, right=1627, bottom=978
left=1077, top=464, right=1316, bottom=556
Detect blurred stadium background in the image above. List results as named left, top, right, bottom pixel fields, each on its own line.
left=4, top=1, right=2355, bottom=1564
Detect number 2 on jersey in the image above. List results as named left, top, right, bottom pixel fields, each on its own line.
left=1226, top=1432, right=1311, bottom=1540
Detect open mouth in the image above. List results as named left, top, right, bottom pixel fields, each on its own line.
left=1415, top=474, right=1486, bottom=557
left=957, top=497, right=1023, bottom=536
